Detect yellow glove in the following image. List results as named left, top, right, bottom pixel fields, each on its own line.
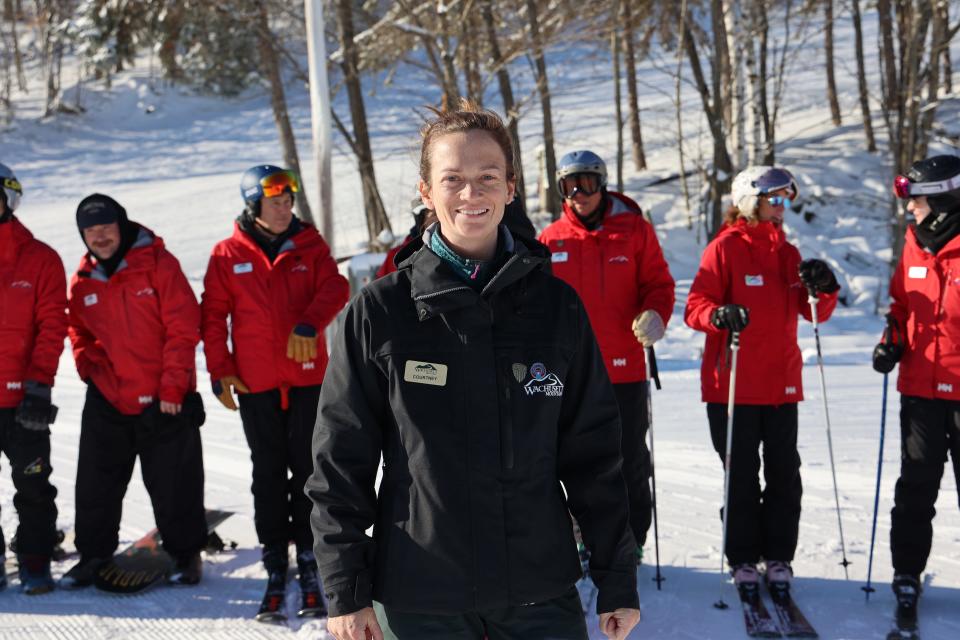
left=287, top=325, right=318, bottom=363
left=213, top=375, right=249, bottom=411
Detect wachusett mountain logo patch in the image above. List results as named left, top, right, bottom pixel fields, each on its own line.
left=404, top=360, right=448, bottom=386
left=514, top=361, right=564, bottom=397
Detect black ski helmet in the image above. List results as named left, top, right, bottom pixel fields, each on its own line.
left=906, top=155, right=960, bottom=215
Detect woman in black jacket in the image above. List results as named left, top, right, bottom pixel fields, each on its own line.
left=307, top=102, right=639, bottom=640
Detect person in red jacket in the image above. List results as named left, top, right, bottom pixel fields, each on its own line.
left=872, top=154, right=960, bottom=623
left=684, top=166, right=839, bottom=590
left=60, top=194, right=207, bottom=590
left=539, top=150, right=674, bottom=561
left=376, top=199, right=432, bottom=279
left=201, top=165, right=349, bottom=621
left=0, top=163, right=66, bottom=594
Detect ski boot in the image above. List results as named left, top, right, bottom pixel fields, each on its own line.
left=890, top=574, right=920, bottom=637
left=18, top=555, right=55, bottom=595
left=295, top=550, right=327, bottom=618
left=764, top=559, right=793, bottom=599
left=59, top=556, right=109, bottom=590
left=0, top=559, right=6, bottom=591
left=168, top=551, right=202, bottom=585
left=255, top=545, right=289, bottom=624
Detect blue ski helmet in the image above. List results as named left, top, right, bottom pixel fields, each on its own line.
left=240, top=165, right=299, bottom=204
left=0, top=162, right=22, bottom=212
left=556, top=150, right=607, bottom=196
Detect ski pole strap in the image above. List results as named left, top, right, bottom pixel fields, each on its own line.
left=647, top=346, right=662, bottom=390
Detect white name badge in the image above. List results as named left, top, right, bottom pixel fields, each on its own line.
left=83, top=293, right=98, bottom=306
left=745, top=274, right=764, bottom=287
left=233, top=262, right=253, bottom=274
left=551, top=251, right=569, bottom=263
left=404, top=360, right=448, bottom=386
left=908, top=266, right=928, bottom=279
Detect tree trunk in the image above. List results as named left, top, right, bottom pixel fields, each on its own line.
left=524, top=0, right=559, bottom=218
left=334, top=0, right=390, bottom=244
left=611, top=2, right=624, bottom=193
left=728, top=0, right=747, bottom=170
left=676, top=0, right=692, bottom=222
left=877, top=0, right=898, bottom=145
left=255, top=0, right=314, bottom=224
left=159, top=0, right=185, bottom=82
left=437, top=8, right=461, bottom=108
left=941, top=3, right=952, bottom=94
left=622, top=0, right=646, bottom=170
left=460, top=13, right=483, bottom=107
left=744, top=2, right=763, bottom=164
left=825, top=0, right=842, bottom=126
left=851, top=0, right=877, bottom=152
left=3, top=0, right=26, bottom=91
left=759, top=0, right=776, bottom=164
left=481, top=1, right=525, bottom=203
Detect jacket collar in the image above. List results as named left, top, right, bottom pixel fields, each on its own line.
left=397, top=225, right=548, bottom=320
left=232, top=220, right=319, bottom=264
left=721, top=218, right=785, bottom=251
left=80, top=226, right=157, bottom=281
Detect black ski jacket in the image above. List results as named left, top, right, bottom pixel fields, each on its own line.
left=308, top=229, right=638, bottom=617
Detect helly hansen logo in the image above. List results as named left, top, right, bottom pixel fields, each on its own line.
left=938, top=383, right=954, bottom=393
left=138, top=395, right=153, bottom=405
left=10, top=280, right=32, bottom=289
left=613, top=358, right=627, bottom=367
left=785, top=386, right=797, bottom=395
left=6, top=381, right=22, bottom=390
left=302, top=362, right=315, bottom=370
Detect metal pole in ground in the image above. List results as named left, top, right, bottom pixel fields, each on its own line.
left=714, top=331, right=740, bottom=610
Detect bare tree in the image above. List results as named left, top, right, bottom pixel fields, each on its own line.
left=824, top=0, right=841, bottom=126
left=622, top=0, right=646, bottom=170
left=611, top=0, right=624, bottom=192
left=254, top=0, right=314, bottom=224
left=3, top=0, right=26, bottom=91
left=524, top=0, right=559, bottom=217
left=851, top=0, right=876, bottom=151
left=333, top=0, right=391, bottom=246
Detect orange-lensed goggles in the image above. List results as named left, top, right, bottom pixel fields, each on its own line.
left=260, top=170, right=300, bottom=198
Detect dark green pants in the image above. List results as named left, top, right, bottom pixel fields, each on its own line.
left=374, top=587, right=589, bottom=640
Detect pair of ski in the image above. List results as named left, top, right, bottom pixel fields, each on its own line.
left=736, top=581, right=818, bottom=638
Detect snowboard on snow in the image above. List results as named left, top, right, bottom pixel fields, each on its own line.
left=94, top=508, right=233, bottom=594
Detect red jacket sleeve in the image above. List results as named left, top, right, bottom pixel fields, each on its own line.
left=797, top=285, right=839, bottom=323
left=300, top=238, right=350, bottom=331
left=684, top=240, right=727, bottom=336
left=888, top=257, right=908, bottom=333
left=634, top=218, right=675, bottom=326
left=200, top=250, right=237, bottom=383
left=25, top=251, right=68, bottom=386
left=155, top=249, right=201, bottom=404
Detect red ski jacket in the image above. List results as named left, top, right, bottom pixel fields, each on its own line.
left=68, top=228, right=200, bottom=415
left=201, top=222, right=349, bottom=394
left=0, top=217, right=68, bottom=408
left=888, top=226, right=960, bottom=400
left=538, top=192, right=675, bottom=383
left=376, top=238, right=411, bottom=279
left=685, top=219, right=837, bottom=405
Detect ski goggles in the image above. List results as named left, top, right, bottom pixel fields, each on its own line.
left=558, top=173, right=602, bottom=198
left=893, top=173, right=960, bottom=199
left=764, top=195, right=791, bottom=208
left=1, top=176, right=21, bottom=193
left=259, top=170, right=300, bottom=199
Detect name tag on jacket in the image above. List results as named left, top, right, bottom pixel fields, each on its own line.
left=233, top=262, right=253, bottom=274
left=908, top=266, right=927, bottom=279
left=745, top=274, right=764, bottom=286
left=551, top=252, right=568, bottom=263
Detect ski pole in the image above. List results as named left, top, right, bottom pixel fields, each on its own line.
left=862, top=373, right=889, bottom=601
left=714, top=331, right=740, bottom=610
left=807, top=288, right=852, bottom=579
left=645, top=345, right=664, bottom=590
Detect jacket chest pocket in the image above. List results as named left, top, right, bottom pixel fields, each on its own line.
left=2, top=282, right=36, bottom=328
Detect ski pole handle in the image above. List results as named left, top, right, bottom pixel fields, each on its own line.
left=646, top=346, right=662, bottom=390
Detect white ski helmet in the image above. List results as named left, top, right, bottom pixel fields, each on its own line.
left=730, top=166, right=799, bottom=220
left=0, top=162, right=22, bottom=212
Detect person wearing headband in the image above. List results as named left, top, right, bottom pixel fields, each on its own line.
left=873, top=154, right=960, bottom=627
left=200, top=165, right=349, bottom=621
left=685, top=165, right=839, bottom=593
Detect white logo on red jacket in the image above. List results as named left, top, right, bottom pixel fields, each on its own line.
left=134, top=287, right=156, bottom=297
left=291, top=264, right=309, bottom=273
left=609, top=255, right=629, bottom=263
left=938, top=383, right=953, bottom=393
left=302, top=362, right=315, bottom=370
left=785, top=386, right=797, bottom=395
left=613, top=358, right=627, bottom=367
left=84, top=293, right=98, bottom=306
left=10, top=280, right=32, bottom=289
left=6, top=381, right=22, bottom=390
left=138, top=395, right=153, bottom=405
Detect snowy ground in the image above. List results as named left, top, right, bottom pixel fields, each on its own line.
left=2, top=8, right=960, bottom=640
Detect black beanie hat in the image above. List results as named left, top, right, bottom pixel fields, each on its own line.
left=76, top=193, right=128, bottom=230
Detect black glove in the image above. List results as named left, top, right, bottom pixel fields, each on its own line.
left=799, top=259, right=840, bottom=294
left=15, top=381, right=58, bottom=431
left=873, top=314, right=905, bottom=374
left=710, top=304, right=750, bottom=332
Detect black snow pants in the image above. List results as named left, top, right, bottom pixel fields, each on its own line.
left=238, top=385, right=320, bottom=552
left=74, top=384, right=206, bottom=559
left=613, top=382, right=652, bottom=548
left=707, top=402, right=802, bottom=565
left=890, top=395, right=960, bottom=577
left=0, top=408, right=58, bottom=557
